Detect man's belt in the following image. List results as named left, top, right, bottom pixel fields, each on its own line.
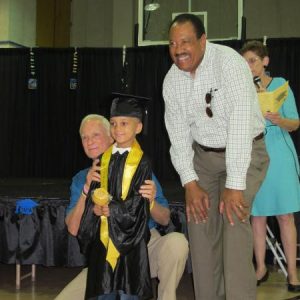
left=198, top=132, right=264, bottom=153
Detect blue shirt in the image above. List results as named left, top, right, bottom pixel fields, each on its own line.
left=66, top=168, right=169, bottom=229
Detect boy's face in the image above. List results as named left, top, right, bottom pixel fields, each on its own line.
left=110, top=116, right=142, bottom=148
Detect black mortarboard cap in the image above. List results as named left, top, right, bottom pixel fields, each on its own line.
left=110, top=93, right=150, bottom=133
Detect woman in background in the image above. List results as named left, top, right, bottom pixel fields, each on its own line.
left=241, top=40, right=300, bottom=292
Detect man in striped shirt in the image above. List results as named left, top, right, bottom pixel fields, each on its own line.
left=163, top=13, right=269, bottom=300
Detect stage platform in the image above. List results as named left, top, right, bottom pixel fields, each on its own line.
left=0, top=177, right=185, bottom=202
left=0, top=178, right=71, bottom=199
left=0, top=178, right=186, bottom=268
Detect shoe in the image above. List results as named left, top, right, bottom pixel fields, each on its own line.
left=257, top=269, right=269, bottom=286
left=287, top=282, right=300, bottom=292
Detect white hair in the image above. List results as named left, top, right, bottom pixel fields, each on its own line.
left=79, top=114, right=110, bottom=136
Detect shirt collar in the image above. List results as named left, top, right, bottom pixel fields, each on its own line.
left=112, top=143, right=131, bottom=154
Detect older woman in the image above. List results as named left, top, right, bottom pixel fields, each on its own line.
left=241, top=40, right=300, bottom=292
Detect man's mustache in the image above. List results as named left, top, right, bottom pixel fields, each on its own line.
left=175, top=53, right=189, bottom=58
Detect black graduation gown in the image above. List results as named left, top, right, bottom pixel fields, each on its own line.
left=77, top=151, right=153, bottom=300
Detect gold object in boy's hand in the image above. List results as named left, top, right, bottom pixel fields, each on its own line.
left=92, top=188, right=111, bottom=205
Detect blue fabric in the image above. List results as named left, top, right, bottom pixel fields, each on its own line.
left=15, top=198, right=38, bottom=215
left=66, top=169, right=168, bottom=229
left=252, top=77, right=300, bottom=216
left=97, top=293, right=116, bottom=300
left=97, top=292, right=138, bottom=300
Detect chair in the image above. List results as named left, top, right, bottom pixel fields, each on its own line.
left=266, top=225, right=288, bottom=277
left=16, top=263, right=36, bottom=289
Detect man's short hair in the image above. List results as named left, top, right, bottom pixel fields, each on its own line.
left=169, top=13, right=206, bottom=39
left=79, top=114, right=110, bottom=136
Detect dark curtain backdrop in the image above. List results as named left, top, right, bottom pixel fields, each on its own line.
left=124, top=46, right=175, bottom=180
left=0, top=38, right=300, bottom=181
left=0, top=48, right=123, bottom=178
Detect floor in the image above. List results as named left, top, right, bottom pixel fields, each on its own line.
left=1, top=264, right=300, bottom=300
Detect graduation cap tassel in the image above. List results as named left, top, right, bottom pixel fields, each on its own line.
left=28, top=48, right=37, bottom=90
left=70, top=47, right=78, bottom=90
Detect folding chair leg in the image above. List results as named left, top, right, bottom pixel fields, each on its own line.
left=16, top=264, right=21, bottom=289
left=266, top=225, right=288, bottom=278
left=31, top=264, right=36, bottom=282
left=267, top=225, right=287, bottom=263
left=266, top=236, right=288, bottom=277
left=15, top=263, right=36, bottom=289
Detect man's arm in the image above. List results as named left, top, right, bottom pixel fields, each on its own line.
left=220, top=56, right=261, bottom=224
left=150, top=199, right=170, bottom=226
left=139, top=175, right=170, bottom=226
left=163, top=74, right=199, bottom=186
left=163, top=74, right=210, bottom=223
left=65, top=192, right=87, bottom=236
left=150, top=175, right=170, bottom=226
left=65, top=160, right=100, bottom=236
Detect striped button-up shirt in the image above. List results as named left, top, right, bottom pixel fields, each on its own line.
left=163, top=41, right=265, bottom=190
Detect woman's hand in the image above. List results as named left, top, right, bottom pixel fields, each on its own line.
left=264, top=112, right=281, bottom=125
left=265, top=112, right=300, bottom=131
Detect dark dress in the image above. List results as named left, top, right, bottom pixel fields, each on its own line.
left=77, top=151, right=153, bottom=300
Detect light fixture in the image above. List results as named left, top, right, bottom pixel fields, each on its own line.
left=144, top=3, right=160, bottom=11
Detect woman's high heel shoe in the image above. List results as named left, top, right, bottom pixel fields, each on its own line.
left=287, top=277, right=300, bottom=292
left=257, top=269, right=269, bottom=286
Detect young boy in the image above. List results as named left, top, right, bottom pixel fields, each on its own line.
left=78, top=94, right=153, bottom=300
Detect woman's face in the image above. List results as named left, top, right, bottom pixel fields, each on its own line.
left=243, top=50, right=269, bottom=78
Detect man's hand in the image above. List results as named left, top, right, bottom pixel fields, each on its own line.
left=184, top=181, right=210, bottom=224
left=219, top=188, right=249, bottom=225
left=93, top=204, right=110, bottom=217
left=85, top=159, right=101, bottom=189
left=139, top=179, right=170, bottom=226
left=139, top=179, right=156, bottom=203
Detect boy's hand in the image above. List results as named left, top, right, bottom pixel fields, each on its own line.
left=93, top=204, right=110, bottom=217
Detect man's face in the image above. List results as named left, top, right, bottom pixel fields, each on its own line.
left=169, top=21, right=206, bottom=75
left=81, top=120, right=113, bottom=159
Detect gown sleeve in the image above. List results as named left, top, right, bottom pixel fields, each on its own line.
left=77, top=178, right=100, bottom=256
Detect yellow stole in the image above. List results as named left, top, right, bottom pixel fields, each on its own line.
left=99, top=139, right=143, bottom=270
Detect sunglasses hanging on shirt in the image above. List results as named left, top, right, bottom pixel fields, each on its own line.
left=205, top=88, right=218, bottom=118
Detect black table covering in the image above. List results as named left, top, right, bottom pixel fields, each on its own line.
left=0, top=178, right=187, bottom=267
left=0, top=197, right=85, bottom=266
